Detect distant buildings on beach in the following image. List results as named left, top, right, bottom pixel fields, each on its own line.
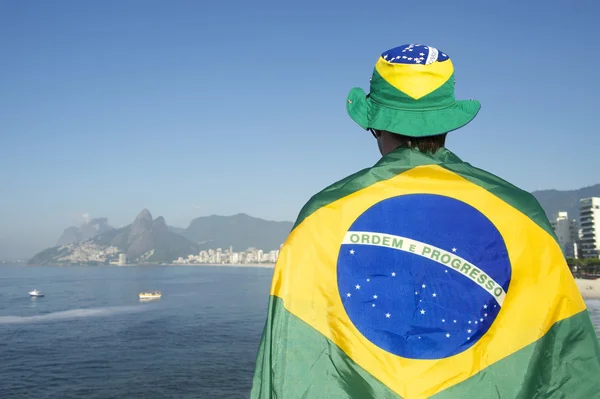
left=552, top=197, right=600, bottom=259
left=173, top=245, right=283, bottom=265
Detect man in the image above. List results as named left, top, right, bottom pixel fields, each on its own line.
left=251, top=44, right=600, bottom=399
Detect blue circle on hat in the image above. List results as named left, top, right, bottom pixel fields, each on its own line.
left=337, top=194, right=511, bottom=360
left=381, top=44, right=450, bottom=65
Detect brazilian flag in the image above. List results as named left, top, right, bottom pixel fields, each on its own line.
left=251, top=147, right=600, bottom=398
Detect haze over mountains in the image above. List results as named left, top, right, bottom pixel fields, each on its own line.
left=9, top=183, right=600, bottom=264
left=54, top=212, right=292, bottom=253
left=56, top=218, right=113, bottom=246
left=28, top=210, right=292, bottom=265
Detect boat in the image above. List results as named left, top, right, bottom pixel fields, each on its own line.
left=139, top=291, right=162, bottom=299
left=29, top=289, right=44, bottom=297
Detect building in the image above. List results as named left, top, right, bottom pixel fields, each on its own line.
left=580, top=197, right=600, bottom=259
left=118, top=253, right=127, bottom=266
left=550, top=212, right=579, bottom=258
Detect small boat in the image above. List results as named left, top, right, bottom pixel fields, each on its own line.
left=139, top=291, right=162, bottom=299
left=29, top=289, right=44, bottom=297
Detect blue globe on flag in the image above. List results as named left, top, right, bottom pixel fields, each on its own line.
left=337, top=194, right=512, bottom=360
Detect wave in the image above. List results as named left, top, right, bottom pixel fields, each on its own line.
left=0, top=306, right=146, bottom=325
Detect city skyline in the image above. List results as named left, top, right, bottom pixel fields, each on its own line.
left=551, top=197, right=600, bottom=260
left=29, top=239, right=282, bottom=266
left=2, top=1, right=600, bottom=259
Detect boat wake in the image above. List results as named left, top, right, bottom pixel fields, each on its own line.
left=0, top=306, right=147, bottom=325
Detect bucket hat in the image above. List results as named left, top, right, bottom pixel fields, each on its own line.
left=346, top=44, right=480, bottom=137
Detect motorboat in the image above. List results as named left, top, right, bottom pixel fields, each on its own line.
left=29, top=289, right=44, bottom=297
left=139, top=291, right=162, bottom=300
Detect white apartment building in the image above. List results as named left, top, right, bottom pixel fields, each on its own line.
left=580, top=197, right=600, bottom=259
left=551, top=212, right=579, bottom=258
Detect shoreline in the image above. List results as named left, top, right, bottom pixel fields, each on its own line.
left=575, top=278, right=600, bottom=300
left=167, top=263, right=275, bottom=269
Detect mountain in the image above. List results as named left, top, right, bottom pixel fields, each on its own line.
left=94, top=210, right=200, bottom=262
left=182, top=213, right=292, bottom=251
left=29, top=210, right=200, bottom=265
left=56, top=217, right=114, bottom=245
left=532, top=184, right=600, bottom=222
left=168, top=226, right=185, bottom=235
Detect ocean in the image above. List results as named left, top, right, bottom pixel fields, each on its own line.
left=1, top=265, right=599, bottom=398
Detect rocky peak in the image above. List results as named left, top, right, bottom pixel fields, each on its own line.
left=152, top=216, right=169, bottom=235
left=128, top=209, right=154, bottom=244
left=135, top=209, right=153, bottom=223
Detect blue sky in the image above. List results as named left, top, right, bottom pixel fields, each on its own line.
left=1, top=0, right=599, bottom=258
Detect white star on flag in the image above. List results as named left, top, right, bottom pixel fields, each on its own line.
left=420, top=53, right=425, bottom=56
left=386, top=313, right=391, bottom=318
left=346, top=293, right=351, bottom=297
left=349, top=249, right=355, bottom=255
left=355, top=284, right=360, bottom=290
left=468, top=329, right=472, bottom=333
left=420, top=309, right=425, bottom=315
left=442, top=319, right=446, bottom=323
left=432, top=293, right=437, bottom=297
left=452, top=248, right=457, bottom=252
left=373, top=295, right=378, bottom=299
left=484, top=304, right=488, bottom=309
left=372, top=304, right=375, bottom=307
left=484, top=313, right=488, bottom=317
left=391, top=272, right=396, bottom=277
left=446, top=333, right=451, bottom=338
left=453, top=320, right=457, bottom=323
left=422, top=284, right=426, bottom=288
left=366, top=278, right=370, bottom=282
left=480, top=318, right=484, bottom=322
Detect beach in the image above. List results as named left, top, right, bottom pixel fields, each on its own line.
left=576, top=278, right=600, bottom=299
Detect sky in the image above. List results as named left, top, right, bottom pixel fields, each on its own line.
left=1, top=0, right=599, bottom=259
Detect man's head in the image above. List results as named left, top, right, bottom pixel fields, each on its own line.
left=371, top=129, right=446, bottom=156
left=346, top=44, right=479, bottom=154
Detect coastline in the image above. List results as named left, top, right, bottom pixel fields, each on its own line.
left=576, top=278, right=600, bottom=300
left=167, top=263, right=275, bottom=269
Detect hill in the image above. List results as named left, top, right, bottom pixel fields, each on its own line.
left=29, top=210, right=200, bottom=265
left=56, top=218, right=114, bottom=245
left=182, top=213, right=292, bottom=251
left=531, top=184, right=600, bottom=222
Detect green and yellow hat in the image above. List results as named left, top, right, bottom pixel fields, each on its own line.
left=346, top=44, right=480, bottom=137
